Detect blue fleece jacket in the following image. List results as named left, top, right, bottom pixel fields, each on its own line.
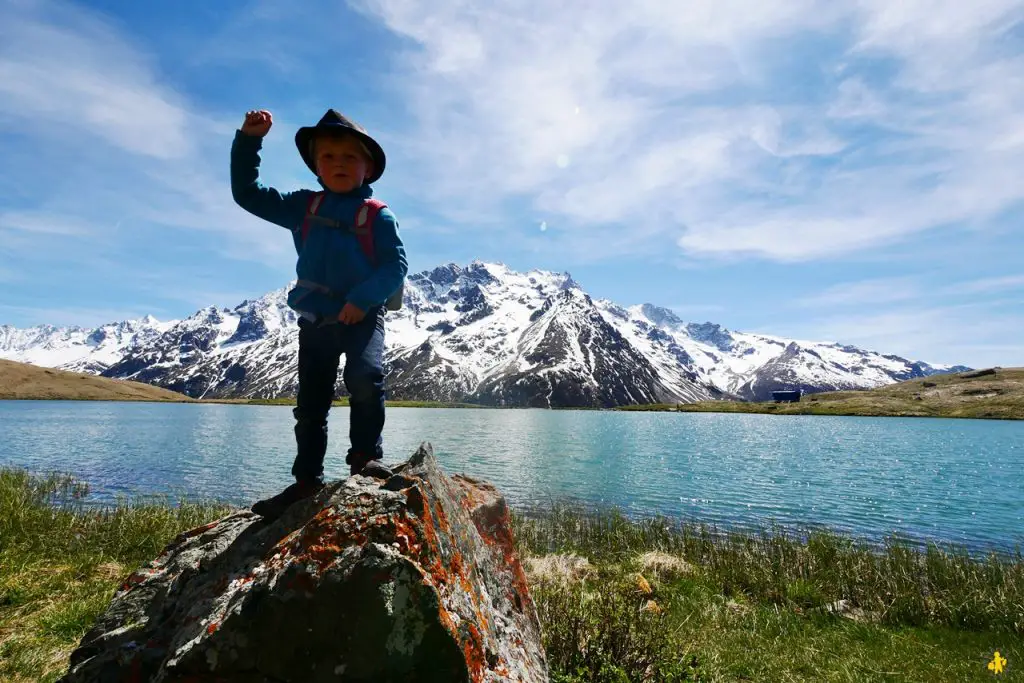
left=230, top=130, right=407, bottom=316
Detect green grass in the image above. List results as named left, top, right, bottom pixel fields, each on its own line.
left=0, top=469, right=233, bottom=682
left=2, top=470, right=1023, bottom=681
left=513, top=505, right=1024, bottom=681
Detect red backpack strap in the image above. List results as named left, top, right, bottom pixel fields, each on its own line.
left=353, top=198, right=387, bottom=264
left=300, top=192, right=325, bottom=245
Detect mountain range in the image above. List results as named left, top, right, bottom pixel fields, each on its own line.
left=0, top=261, right=968, bottom=407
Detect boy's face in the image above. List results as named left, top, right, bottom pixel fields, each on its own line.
left=313, top=135, right=373, bottom=193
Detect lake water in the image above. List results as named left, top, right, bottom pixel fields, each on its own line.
left=1, top=401, right=1022, bottom=553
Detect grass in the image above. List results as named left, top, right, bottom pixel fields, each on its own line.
left=0, top=469, right=232, bottom=682
left=621, top=367, right=1024, bottom=421
left=0, top=359, right=193, bottom=403
left=2, top=470, right=1022, bottom=681
left=514, top=505, right=1024, bottom=681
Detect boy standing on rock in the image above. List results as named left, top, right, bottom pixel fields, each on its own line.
left=231, top=108, right=407, bottom=520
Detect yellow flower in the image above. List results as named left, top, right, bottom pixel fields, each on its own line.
left=988, top=651, right=1007, bottom=675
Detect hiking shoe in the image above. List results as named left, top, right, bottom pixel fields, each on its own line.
left=347, top=451, right=392, bottom=478
left=359, top=459, right=393, bottom=479
left=251, top=479, right=324, bottom=520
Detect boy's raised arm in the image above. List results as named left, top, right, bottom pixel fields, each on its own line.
left=231, top=110, right=307, bottom=229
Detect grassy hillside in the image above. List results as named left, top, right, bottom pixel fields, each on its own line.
left=0, top=360, right=192, bottom=403
left=623, top=367, right=1024, bottom=420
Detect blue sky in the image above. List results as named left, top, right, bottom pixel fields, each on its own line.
left=1, top=0, right=1022, bottom=368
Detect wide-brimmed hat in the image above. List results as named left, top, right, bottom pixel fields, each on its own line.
left=294, top=109, right=386, bottom=184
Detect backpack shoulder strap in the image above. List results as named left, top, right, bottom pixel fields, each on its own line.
left=300, top=192, right=326, bottom=245
left=353, top=199, right=387, bottom=264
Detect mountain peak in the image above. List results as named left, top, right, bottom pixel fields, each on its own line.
left=559, top=273, right=581, bottom=291
left=640, top=304, right=683, bottom=328
left=464, top=261, right=504, bottom=285
left=685, top=321, right=735, bottom=353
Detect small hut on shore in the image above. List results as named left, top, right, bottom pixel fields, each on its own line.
left=771, top=390, right=802, bottom=403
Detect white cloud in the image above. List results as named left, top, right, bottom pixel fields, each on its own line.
left=0, top=1, right=190, bottom=159
left=355, top=0, right=1024, bottom=263
left=952, top=275, right=1024, bottom=295
left=796, top=277, right=923, bottom=308
left=788, top=303, right=1024, bottom=367
left=0, top=302, right=160, bottom=329
left=795, top=273, right=1024, bottom=310
left=0, top=0, right=297, bottom=273
left=0, top=211, right=96, bottom=236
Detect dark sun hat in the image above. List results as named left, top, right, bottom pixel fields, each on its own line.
left=294, top=109, right=386, bottom=184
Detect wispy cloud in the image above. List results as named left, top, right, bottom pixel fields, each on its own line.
left=0, top=0, right=295, bottom=272
left=355, top=0, right=1023, bottom=263
left=0, top=2, right=190, bottom=159
left=0, top=302, right=162, bottom=329
left=952, top=274, right=1024, bottom=295
left=785, top=301, right=1023, bottom=367
left=796, top=272, right=1024, bottom=310
left=797, top=277, right=923, bottom=308
left=0, top=211, right=99, bottom=237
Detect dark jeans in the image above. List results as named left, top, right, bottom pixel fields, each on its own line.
left=291, top=308, right=386, bottom=482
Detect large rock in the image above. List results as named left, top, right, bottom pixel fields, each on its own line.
left=59, top=443, right=548, bottom=682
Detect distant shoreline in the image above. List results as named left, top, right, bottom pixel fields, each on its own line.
left=619, top=367, right=1023, bottom=421
left=3, top=359, right=1021, bottom=419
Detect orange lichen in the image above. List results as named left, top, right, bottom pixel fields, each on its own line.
left=305, top=543, right=344, bottom=570
left=462, top=622, right=487, bottom=682
left=216, top=475, right=531, bottom=681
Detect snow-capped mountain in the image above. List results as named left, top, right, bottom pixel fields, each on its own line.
left=594, top=304, right=961, bottom=402
left=0, top=261, right=968, bottom=407
left=99, top=289, right=303, bottom=399
left=0, top=316, right=173, bottom=375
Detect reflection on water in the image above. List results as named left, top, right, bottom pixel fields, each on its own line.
left=1, top=401, right=1022, bottom=553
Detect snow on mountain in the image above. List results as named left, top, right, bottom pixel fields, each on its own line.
left=593, top=303, right=965, bottom=401
left=100, top=286, right=301, bottom=398
left=384, top=262, right=720, bottom=406
left=0, top=316, right=174, bottom=374
left=0, top=261, right=968, bottom=406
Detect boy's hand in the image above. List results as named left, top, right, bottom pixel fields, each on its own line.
left=241, top=110, right=273, bottom=137
left=338, top=303, right=366, bottom=325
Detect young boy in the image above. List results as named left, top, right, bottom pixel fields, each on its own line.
left=231, top=108, right=408, bottom=520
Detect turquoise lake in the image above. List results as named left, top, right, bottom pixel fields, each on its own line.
left=1, top=401, right=1022, bottom=553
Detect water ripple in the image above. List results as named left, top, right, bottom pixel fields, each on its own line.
left=1, top=402, right=1022, bottom=553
